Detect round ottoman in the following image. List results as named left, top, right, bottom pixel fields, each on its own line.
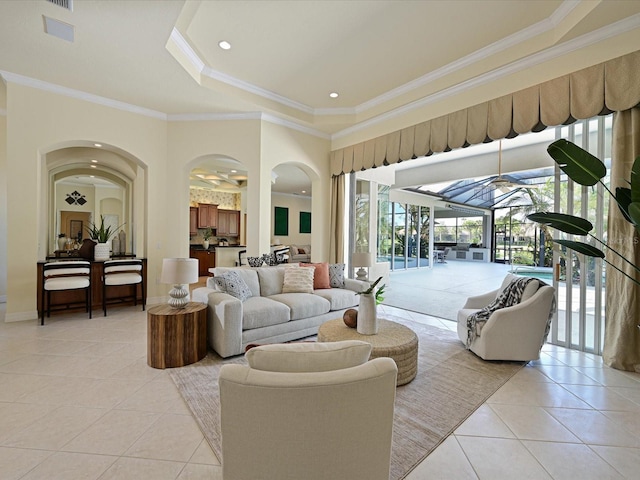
left=317, top=318, right=418, bottom=386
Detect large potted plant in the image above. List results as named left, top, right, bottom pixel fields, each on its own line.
left=527, top=140, right=639, bottom=284
left=85, top=215, right=122, bottom=261
left=527, top=139, right=640, bottom=324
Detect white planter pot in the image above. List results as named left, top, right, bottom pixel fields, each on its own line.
left=94, top=242, right=110, bottom=261
left=357, top=293, right=378, bottom=335
left=202, top=240, right=210, bottom=249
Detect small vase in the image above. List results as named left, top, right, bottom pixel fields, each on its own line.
left=357, top=293, right=378, bottom=335
left=112, top=236, right=120, bottom=256
left=57, top=237, right=67, bottom=251
left=94, top=242, right=110, bottom=261
left=202, top=239, right=210, bottom=249
left=118, top=230, right=126, bottom=254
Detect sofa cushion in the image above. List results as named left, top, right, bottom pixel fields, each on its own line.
left=257, top=266, right=285, bottom=296
left=329, top=263, right=346, bottom=288
left=213, top=267, right=261, bottom=297
left=301, top=262, right=331, bottom=289
left=213, top=271, right=252, bottom=301
left=246, top=340, right=372, bottom=373
left=313, top=288, right=359, bottom=311
left=268, top=293, right=330, bottom=320
left=242, top=296, right=291, bottom=330
left=282, top=266, right=314, bottom=293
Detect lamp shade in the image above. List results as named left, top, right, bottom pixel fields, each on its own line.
left=352, top=252, right=372, bottom=268
left=160, top=258, right=199, bottom=285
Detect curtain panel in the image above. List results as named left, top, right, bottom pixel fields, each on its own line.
left=331, top=50, right=640, bottom=176
left=604, top=107, right=640, bottom=372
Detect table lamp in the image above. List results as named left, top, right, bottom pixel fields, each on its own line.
left=352, top=252, right=372, bottom=281
left=160, top=258, right=199, bottom=308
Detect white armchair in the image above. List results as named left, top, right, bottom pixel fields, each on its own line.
left=457, top=274, right=555, bottom=361
left=219, top=341, right=398, bottom=480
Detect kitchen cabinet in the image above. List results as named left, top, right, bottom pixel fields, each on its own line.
left=197, top=203, right=218, bottom=229
left=190, top=248, right=216, bottom=276
left=189, top=207, right=198, bottom=235
left=217, top=209, right=240, bottom=237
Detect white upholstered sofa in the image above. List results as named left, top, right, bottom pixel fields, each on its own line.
left=192, top=265, right=367, bottom=357
left=457, top=273, right=556, bottom=361
left=219, top=341, right=397, bottom=480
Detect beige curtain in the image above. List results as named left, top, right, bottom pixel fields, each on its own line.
left=331, top=50, right=640, bottom=176
left=329, top=174, right=345, bottom=264
left=603, top=107, right=640, bottom=372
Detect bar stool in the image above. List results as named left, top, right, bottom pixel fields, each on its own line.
left=41, top=260, right=92, bottom=325
left=102, top=259, right=145, bottom=316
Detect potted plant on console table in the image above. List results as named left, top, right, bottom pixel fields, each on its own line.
left=86, top=215, right=122, bottom=261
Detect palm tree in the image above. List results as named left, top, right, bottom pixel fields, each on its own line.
left=500, top=179, right=555, bottom=266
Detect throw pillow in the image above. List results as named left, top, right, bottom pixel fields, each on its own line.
left=213, top=271, right=252, bottom=301
left=300, top=262, right=331, bottom=289
left=247, top=256, right=264, bottom=267
left=329, top=263, right=346, bottom=288
left=282, top=265, right=314, bottom=293
left=262, top=252, right=278, bottom=266
left=297, top=248, right=306, bottom=254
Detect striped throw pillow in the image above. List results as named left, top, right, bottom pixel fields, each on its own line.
left=282, top=265, right=315, bottom=293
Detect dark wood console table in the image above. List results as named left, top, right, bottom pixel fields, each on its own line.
left=36, top=258, right=147, bottom=316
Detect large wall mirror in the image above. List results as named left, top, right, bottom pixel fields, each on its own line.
left=47, top=146, right=137, bottom=256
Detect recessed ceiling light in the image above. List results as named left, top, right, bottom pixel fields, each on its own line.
left=90, top=165, right=97, bottom=168
left=90, top=175, right=95, bottom=178
left=94, top=143, right=102, bottom=147
left=301, top=190, right=306, bottom=194
left=230, top=169, right=237, bottom=173
left=329, top=92, right=339, bottom=98
left=218, top=40, right=231, bottom=50
left=90, top=159, right=98, bottom=163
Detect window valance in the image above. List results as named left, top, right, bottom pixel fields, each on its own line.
left=331, top=50, right=640, bottom=176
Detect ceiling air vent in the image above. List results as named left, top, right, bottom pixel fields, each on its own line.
left=46, top=0, right=73, bottom=11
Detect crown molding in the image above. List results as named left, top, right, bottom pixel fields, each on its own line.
left=169, top=28, right=315, bottom=115
left=168, top=112, right=262, bottom=121
left=0, top=70, right=167, bottom=120
left=0, top=71, right=330, bottom=139
left=261, top=112, right=331, bottom=140
left=332, top=12, right=640, bottom=141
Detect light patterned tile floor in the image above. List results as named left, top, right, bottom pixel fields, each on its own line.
left=1, top=302, right=639, bottom=479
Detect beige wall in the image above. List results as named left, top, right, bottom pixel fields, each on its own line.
left=271, top=193, right=312, bottom=248
left=3, top=85, right=332, bottom=320
left=5, top=83, right=165, bottom=319
left=261, top=122, right=331, bottom=263
left=0, top=111, right=7, bottom=303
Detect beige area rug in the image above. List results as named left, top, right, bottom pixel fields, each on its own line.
left=169, top=315, right=525, bottom=479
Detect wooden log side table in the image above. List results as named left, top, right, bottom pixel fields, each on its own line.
left=147, top=302, right=207, bottom=369
left=317, top=318, right=419, bottom=386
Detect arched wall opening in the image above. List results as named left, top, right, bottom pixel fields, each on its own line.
left=39, top=142, right=148, bottom=260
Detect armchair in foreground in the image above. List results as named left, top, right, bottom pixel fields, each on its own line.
left=218, top=341, right=397, bottom=480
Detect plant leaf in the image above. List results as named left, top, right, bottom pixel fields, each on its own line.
left=555, top=239, right=605, bottom=258
left=632, top=156, right=640, bottom=203
left=615, top=187, right=633, bottom=223
left=629, top=202, right=640, bottom=230
left=547, top=139, right=606, bottom=187
left=527, top=212, right=593, bottom=235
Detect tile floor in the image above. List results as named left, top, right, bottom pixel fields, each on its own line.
left=1, top=302, right=639, bottom=479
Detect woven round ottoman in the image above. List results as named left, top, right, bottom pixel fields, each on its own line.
left=317, top=318, right=418, bottom=386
